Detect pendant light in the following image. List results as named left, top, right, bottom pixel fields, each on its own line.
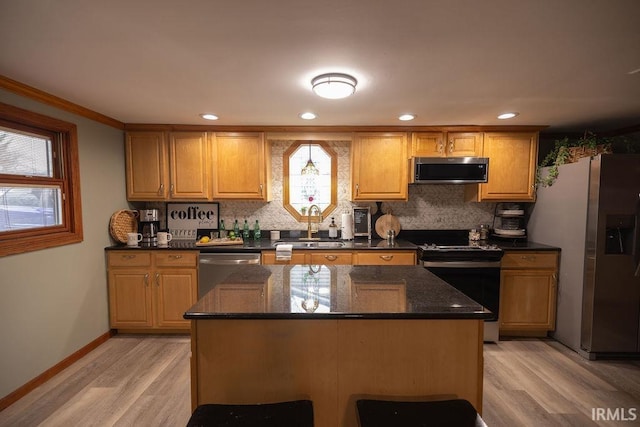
left=301, top=143, right=319, bottom=201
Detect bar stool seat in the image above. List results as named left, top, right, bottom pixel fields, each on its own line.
left=356, top=398, right=486, bottom=427
left=186, top=400, right=314, bottom=427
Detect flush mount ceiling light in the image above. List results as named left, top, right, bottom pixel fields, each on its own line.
left=299, top=112, right=317, bottom=120
left=311, top=73, right=357, bottom=99
left=497, top=112, right=519, bottom=120
left=398, top=114, right=416, bottom=121
left=200, top=113, right=219, bottom=120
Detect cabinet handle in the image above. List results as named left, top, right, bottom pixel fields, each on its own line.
left=121, top=254, right=136, bottom=260
left=259, top=184, right=263, bottom=195
left=144, top=273, right=149, bottom=287
left=158, top=184, right=164, bottom=196
left=356, top=183, right=359, bottom=196
left=438, top=141, right=444, bottom=153
left=521, top=255, right=536, bottom=262
left=380, top=255, right=394, bottom=261
left=449, top=139, right=455, bottom=153
left=169, top=255, right=183, bottom=259
left=170, top=184, right=174, bottom=196
left=324, top=255, right=338, bottom=261
left=155, top=272, right=161, bottom=287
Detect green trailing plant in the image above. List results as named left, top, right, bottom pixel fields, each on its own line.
left=535, top=131, right=609, bottom=188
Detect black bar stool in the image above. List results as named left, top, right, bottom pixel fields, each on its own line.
left=356, top=398, right=486, bottom=427
left=186, top=400, right=314, bottom=427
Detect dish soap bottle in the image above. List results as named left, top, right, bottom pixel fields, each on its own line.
left=253, top=219, right=261, bottom=241
left=329, top=217, right=338, bottom=239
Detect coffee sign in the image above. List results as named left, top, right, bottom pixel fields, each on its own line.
left=167, top=203, right=219, bottom=238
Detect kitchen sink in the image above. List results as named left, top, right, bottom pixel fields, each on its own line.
left=272, top=240, right=345, bottom=249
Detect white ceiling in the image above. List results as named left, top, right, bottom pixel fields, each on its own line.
left=1, top=0, right=639, bottom=133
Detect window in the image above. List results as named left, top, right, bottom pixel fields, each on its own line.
left=283, top=141, right=337, bottom=221
left=0, top=102, right=83, bottom=256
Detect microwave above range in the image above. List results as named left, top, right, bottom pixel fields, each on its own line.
left=412, top=157, right=489, bottom=184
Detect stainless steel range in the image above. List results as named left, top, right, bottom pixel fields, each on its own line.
left=419, top=243, right=504, bottom=342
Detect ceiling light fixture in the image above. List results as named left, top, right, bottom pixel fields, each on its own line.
left=398, top=114, right=416, bottom=121
left=311, top=73, right=357, bottom=99
left=299, top=112, right=317, bottom=120
left=497, top=112, right=519, bottom=120
left=200, top=113, right=219, bottom=120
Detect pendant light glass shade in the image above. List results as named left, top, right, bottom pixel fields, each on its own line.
left=311, top=73, right=357, bottom=99
left=301, top=144, right=319, bottom=201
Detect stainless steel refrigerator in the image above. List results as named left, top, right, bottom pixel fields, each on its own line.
left=528, top=154, right=640, bottom=359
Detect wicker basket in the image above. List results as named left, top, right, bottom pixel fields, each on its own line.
left=109, top=210, right=139, bottom=243
left=568, top=144, right=611, bottom=163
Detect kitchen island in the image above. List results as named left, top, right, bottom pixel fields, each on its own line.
left=184, top=264, right=490, bottom=427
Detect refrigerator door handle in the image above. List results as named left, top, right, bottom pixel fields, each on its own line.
left=635, top=193, right=640, bottom=277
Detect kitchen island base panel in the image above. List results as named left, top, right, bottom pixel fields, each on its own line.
left=190, top=318, right=483, bottom=427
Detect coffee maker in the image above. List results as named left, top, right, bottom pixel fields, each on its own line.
left=138, top=209, right=160, bottom=246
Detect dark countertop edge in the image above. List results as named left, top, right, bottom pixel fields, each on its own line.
left=183, top=311, right=493, bottom=320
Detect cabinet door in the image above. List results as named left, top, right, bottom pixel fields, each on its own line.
left=499, top=269, right=557, bottom=330
left=212, top=132, right=269, bottom=200
left=108, top=269, right=153, bottom=328
left=125, top=132, right=168, bottom=200
left=352, top=132, right=408, bottom=201
left=355, top=251, right=416, bottom=265
left=412, top=132, right=445, bottom=157
left=476, top=132, right=538, bottom=201
left=350, top=283, right=407, bottom=312
left=154, top=268, right=197, bottom=328
left=262, top=251, right=308, bottom=265
left=212, top=283, right=267, bottom=312
left=309, top=251, right=353, bottom=265
left=169, top=132, right=210, bottom=200
left=446, top=132, right=483, bottom=157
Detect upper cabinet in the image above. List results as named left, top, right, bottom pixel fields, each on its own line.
left=412, top=131, right=483, bottom=157
left=212, top=132, right=271, bottom=200
left=351, top=132, right=409, bottom=201
left=125, top=131, right=210, bottom=201
left=466, top=132, right=538, bottom=202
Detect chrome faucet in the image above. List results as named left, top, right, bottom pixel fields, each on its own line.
left=304, top=204, right=322, bottom=240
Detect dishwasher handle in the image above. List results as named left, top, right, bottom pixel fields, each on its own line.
left=199, top=255, right=261, bottom=265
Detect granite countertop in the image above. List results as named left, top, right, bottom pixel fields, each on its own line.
left=105, top=238, right=417, bottom=252
left=184, top=264, right=492, bottom=320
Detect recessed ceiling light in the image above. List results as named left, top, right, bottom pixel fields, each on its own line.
left=497, top=112, right=519, bottom=120
left=311, top=73, right=357, bottom=99
left=299, top=112, right=317, bottom=120
left=200, top=113, right=219, bottom=120
left=398, top=114, right=416, bottom=121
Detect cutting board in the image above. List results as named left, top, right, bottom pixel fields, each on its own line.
left=375, top=214, right=401, bottom=238
left=195, top=237, right=244, bottom=246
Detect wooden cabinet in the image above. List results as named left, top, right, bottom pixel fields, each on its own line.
left=351, top=132, right=409, bottom=201
left=354, top=250, right=416, bottom=265
left=212, top=132, right=270, bottom=200
left=125, top=131, right=210, bottom=200
left=349, top=283, right=407, bottom=312
left=107, top=251, right=198, bottom=331
left=466, top=132, right=538, bottom=202
left=212, top=283, right=268, bottom=313
left=499, top=250, right=559, bottom=336
left=262, top=250, right=353, bottom=265
left=411, top=132, right=483, bottom=157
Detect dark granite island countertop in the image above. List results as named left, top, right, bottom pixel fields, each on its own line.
left=185, top=264, right=491, bottom=320
left=186, top=264, right=487, bottom=426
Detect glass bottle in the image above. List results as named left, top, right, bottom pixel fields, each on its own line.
left=253, top=219, right=261, bottom=241
left=233, top=219, right=240, bottom=237
left=219, top=219, right=226, bottom=238
left=242, top=219, right=250, bottom=240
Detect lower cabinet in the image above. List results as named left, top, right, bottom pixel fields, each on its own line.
left=499, top=250, right=559, bottom=336
left=107, top=250, right=198, bottom=331
left=261, top=250, right=416, bottom=265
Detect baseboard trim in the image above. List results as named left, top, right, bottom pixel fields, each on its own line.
left=0, top=330, right=114, bottom=411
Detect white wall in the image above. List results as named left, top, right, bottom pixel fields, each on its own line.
left=0, top=89, right=127, bottom=399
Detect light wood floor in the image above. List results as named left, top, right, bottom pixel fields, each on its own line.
left=1, top=336, right=639, bottom=426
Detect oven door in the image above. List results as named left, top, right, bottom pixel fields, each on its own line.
left=423, top=260, right=501, bottom=342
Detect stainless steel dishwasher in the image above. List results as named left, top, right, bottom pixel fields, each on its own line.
left=198, top=252, right=261, bottom=298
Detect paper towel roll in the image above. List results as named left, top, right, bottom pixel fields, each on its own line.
left=341, top=212, right=353, bottom=240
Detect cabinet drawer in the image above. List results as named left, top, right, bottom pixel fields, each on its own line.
left=501, top=251, right=558, bottom=269
left=262, top=251, right=307, bottom=265
left=356, top=251, right=416, bottom=265
left=309, top=252, right=353, bottom=265
left=154, top=251, right=198, bottom=267
left=108, top=251, right=152, bottom=267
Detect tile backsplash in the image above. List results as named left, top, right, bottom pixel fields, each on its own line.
left=144, top=139, right=496, bottom=233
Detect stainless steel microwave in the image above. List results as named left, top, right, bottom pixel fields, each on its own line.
left=412, top=157, right=489, bottom=184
